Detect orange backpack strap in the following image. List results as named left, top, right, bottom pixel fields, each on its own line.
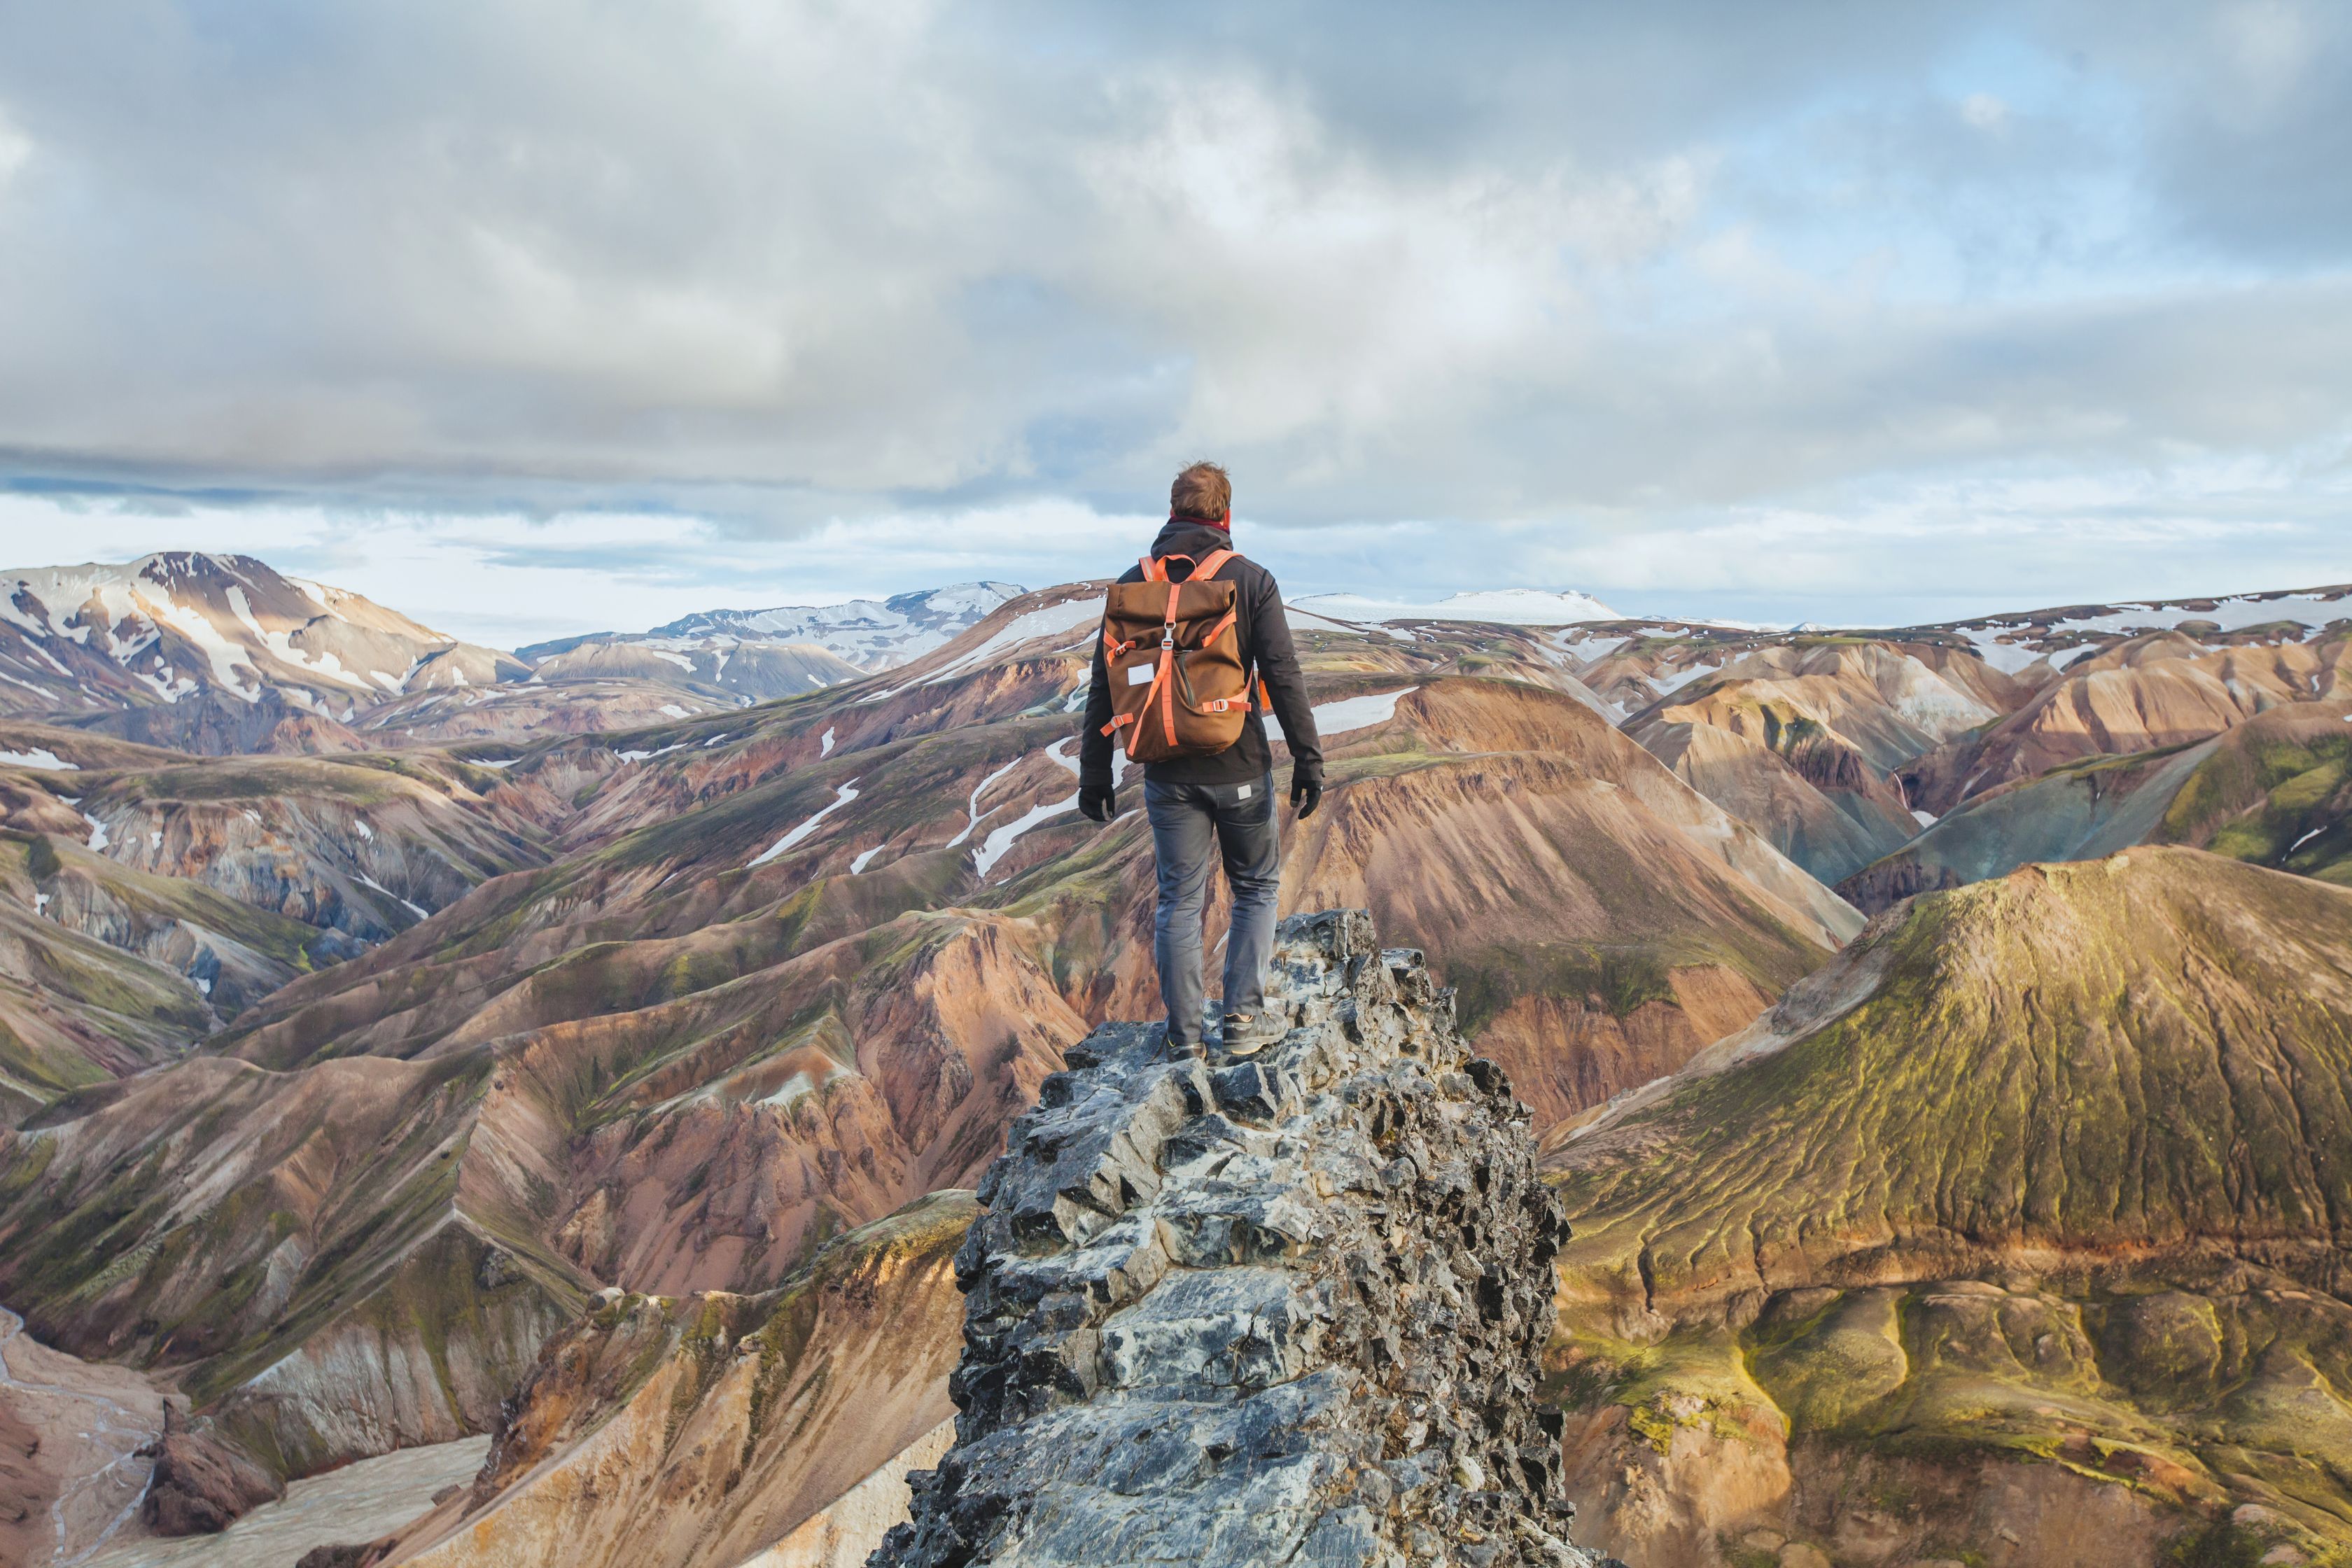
left=1193, top=547, right=1236, bottom=579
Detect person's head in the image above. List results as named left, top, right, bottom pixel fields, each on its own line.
left=1170, top=461, right=1231, bottom=525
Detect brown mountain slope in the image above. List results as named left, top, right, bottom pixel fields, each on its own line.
left=0, top=578, right=1863, bottom=1522
left=1277, top=678, right=1858, bottom=1128
left=1637, top=721, right=1920, bottom=888
left=0, top=904, right=1076, bottom=1480
left=0, top=876, right=214, bottom=1125
left=352, top=1193, right=971, bottom=1568
left=1616, top=641, right=2029, bottom=886
left=0, top=1044, right=587, bottom=1479
left=1903, top=630, right=2351, bottom=815
left=1841, top=696, right=2352, bottom=911
left=1546, top=848, right=2352, bottom=1567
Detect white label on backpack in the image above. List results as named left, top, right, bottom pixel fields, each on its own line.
left=1238, top=783, right=1252, bottom=799
left=1126, top=664, right=1153, bottom=686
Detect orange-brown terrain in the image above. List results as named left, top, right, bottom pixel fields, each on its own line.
left=1, top=567, right=2349, bottom=1565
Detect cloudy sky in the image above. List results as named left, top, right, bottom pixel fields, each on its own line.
left=0, top=1, right=2345, bottom=645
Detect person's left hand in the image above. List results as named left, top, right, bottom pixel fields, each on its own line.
left=1289, top=768, right=1322, bottom=819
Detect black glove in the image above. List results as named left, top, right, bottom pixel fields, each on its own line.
left=1290, top=769, right=1322, bottom=820
left=1078, top=784, right=1116, bottom=823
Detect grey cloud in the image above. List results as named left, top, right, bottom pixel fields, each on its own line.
left=0, top=0, right=2344, bottom=573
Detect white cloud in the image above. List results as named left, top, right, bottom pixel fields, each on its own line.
left=0, top=2, right=2345, bottom=622
left=1960, top=93, right=2011, bottom=131
left=0, top=106, right=29, bottom=190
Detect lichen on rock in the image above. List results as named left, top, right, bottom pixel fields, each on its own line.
left=872, top=909, right=1609, bottom=1568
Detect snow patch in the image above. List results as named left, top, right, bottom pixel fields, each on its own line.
left=0, top=747, right=75, bottom=771
left=820, top=726, right=836, bottom=757
left=1290, top=588, right=1620, bottom=626
left=1279, top=608, right=1373, bottom=638
left=974, top=794, right=1079, bottom=880
left=355, top=872, right=430, bottom=920
left=1647, top=662, right=1722, bottom=697
left=1045, top=734, right=1126, bottom=788
left=1310, top=688, right=1413, bottom=736
left=948, top=757, right=1026, bottom=848
left=80, top=812, right=108, bottom=850
left=850, top=845, right=883, bottom=874
left=748, top=780, right=860, bottom=867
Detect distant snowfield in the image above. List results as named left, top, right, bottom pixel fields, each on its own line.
left=622, top=582, right=1025, bottom=671
left=1941, top=589, right=2352, bottom=673
left=1291, top=589, right=1620, bottom=626
left=920, top=594, right=1105, bottom=687
left=0, top=746, right=76, bottom=770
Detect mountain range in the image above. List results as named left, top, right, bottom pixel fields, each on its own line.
left=0, top=556, right=2346, bottom=1567
left=0, top=559, right=1035, bottom=764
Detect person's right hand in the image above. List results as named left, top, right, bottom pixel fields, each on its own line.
left=1079, top=784, right=1116, bottom=823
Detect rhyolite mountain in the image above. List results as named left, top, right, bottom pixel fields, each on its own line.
left=1549, top=584, right=2352, bottom=904
left=1, top=558, right=2350, bottom=1565
left=0, top=553, right=540, bottom=754
left=0, top=573, right=1850, bottom=1562
left=0, top=552, right=902, bottom=756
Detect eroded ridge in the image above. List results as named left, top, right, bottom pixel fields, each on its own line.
left=871, top=909, right=1604, bottom=1568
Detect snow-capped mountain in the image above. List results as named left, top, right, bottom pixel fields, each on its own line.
left=521, top=582, right=1026, bottom=676
left=1288, top=587, right=1621, bottom=626
left=0, top=552, right=526, bottom=752
left=1910, top=585, right=2352, bottom=673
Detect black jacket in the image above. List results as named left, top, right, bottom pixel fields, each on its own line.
left=1079, top=519, right=1323, bottom=790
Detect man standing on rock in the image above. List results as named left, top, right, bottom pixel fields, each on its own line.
left=1078, top=461, right=1324, bottom=1058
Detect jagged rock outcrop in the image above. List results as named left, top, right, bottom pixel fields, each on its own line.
left=874, top=910, right=1607, bottom=1568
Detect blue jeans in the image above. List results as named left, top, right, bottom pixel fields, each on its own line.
left=1144, top=772, right=1282, bottom=1049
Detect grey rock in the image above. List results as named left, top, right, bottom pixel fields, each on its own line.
left=872, top=909, right=1605, bottom=1568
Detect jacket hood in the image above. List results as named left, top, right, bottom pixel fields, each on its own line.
left=1149, top=517, right=1238, bottom=563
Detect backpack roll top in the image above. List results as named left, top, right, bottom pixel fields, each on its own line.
left=1098, top=549, right=1254, bottom=763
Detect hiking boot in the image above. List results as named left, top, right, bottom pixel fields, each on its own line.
left=1219, top=1010, right=1286, bottom=1057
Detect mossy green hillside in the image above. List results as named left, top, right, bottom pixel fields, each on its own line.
left=2157, top=704, right=2352, bottom=885
left=1558, top=849, right=2352, bottom=1310
left=1550, top=846, right=2352, bottom=1559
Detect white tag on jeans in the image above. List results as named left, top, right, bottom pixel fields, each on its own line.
left=1237, top=783, right=1252, bottom=799
left=1126, top=664, right=1153, bottom=686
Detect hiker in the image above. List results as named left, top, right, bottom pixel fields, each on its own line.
left=1077, top=461, right=1324, bottom=1058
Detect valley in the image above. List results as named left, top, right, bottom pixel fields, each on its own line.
left=0, top=554, right=2347, bottom=1567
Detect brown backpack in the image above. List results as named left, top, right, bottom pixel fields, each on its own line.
left=1097, top=547, right=1261, bottom=764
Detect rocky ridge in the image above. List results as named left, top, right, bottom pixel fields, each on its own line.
left=875, top=909, right=1609, bottom=1568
